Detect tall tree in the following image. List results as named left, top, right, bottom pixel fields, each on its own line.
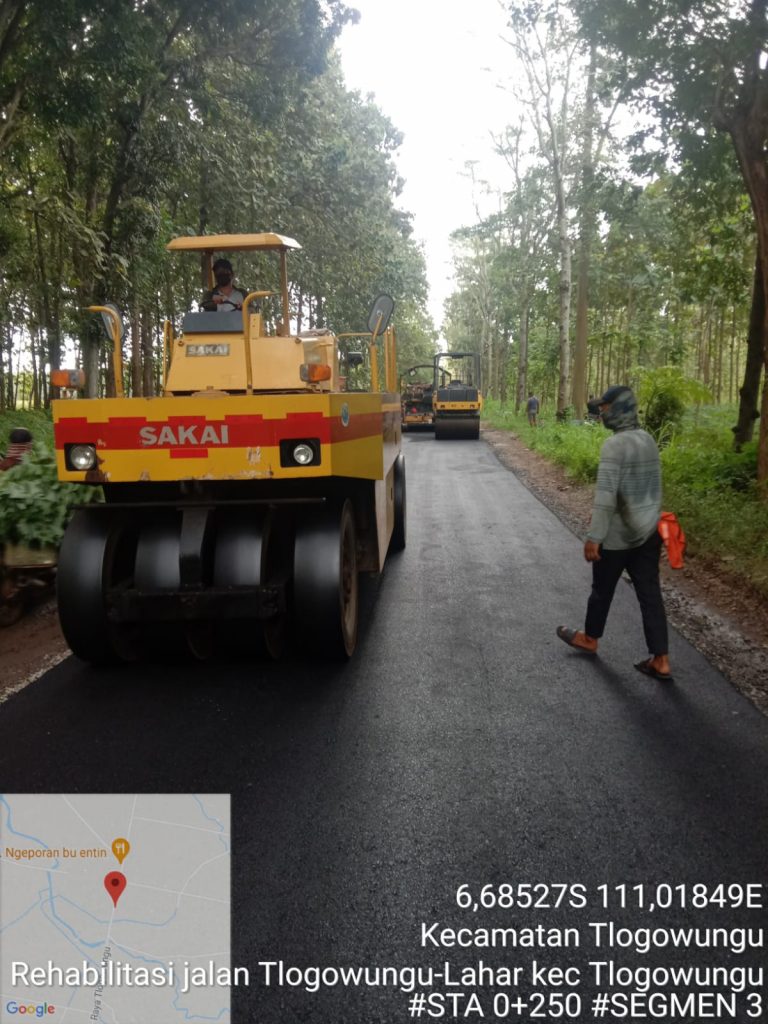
left=505, top=1, right=581, bottom=417
left=574, top=0, right=768, bottom=490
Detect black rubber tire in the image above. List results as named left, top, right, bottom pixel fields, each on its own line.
left=294, top=500, right=358, bottom=659
left=134, top=519, right=181, bottom=589
left=57, top=509, right=138, bottom=664
left=214, top=509, right=289, bottom=660
left=391, top=453, right=406, bottom=552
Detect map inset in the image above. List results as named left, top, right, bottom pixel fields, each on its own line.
left=1, top=794, right=230, bottom=1023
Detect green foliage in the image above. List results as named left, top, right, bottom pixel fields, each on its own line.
left=0, top=409, right=54, bottom=449
left=635, top=366, right=712, bottom=440
left=0, top=442, right=101, bottom=548
left=1, top=0, right=431, bottom=405
left=484, top=400, right=603, bottom=481
left=660, top=425, right=768, bottom=585
left=487, top=398, right=768, bottom=593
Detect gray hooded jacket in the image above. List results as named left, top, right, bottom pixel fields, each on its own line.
left=586, top=389, right=662, bottom=550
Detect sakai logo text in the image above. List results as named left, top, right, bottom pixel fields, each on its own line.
left=6, top=1001, right=56, bottom=1017
left=139, top=425, right=229, bottom=447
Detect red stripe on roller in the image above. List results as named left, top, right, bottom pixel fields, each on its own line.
left=330, top=411, right=383, bottom=443
left=55, top=408, right=386, bottom=451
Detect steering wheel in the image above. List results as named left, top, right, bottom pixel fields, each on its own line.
left=217, top=299, right=241, bottom=311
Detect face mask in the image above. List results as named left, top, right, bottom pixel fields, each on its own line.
left=215, top=271, right=232, bottom=286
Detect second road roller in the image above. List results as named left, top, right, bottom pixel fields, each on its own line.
left=432, top=351, right=482, bottom=440
left=52, top=233, right=405, bottom=662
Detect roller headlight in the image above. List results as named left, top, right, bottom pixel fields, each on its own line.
left=279, top=438, right=321, bottom=468
left=67, top=444, right=97, bottom=471
left=292, top=443, right=314, bottom=466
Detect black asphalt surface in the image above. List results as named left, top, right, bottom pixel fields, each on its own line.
left=2, top=433, right=768, bottom=1022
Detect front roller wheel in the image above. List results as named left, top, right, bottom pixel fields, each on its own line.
left=57, top=509, right=138, bottom=664
left=434, top=416, right=480, bottom=440
left=214, top=509, right=290, bottom=660
left=391, top=453, right=406, bottom=552
left=294, top=500, right=358, bottom=659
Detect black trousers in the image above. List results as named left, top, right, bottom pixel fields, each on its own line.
left=585, top=531, right=668, bottom=655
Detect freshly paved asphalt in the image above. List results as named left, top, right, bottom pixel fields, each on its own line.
left=1, top=432, right=767, bottom=1022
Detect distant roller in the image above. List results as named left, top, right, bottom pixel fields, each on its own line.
left=432, top=352, right=482, bottom=441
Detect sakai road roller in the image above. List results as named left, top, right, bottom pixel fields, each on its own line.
left=52, top=233, right=405, bottom=662
left=432, top=351, right=482, bottom=440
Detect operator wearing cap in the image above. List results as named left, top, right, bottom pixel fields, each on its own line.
left=201, top=258, right=246, bottom=312
left=556, top=385, right=673, bottom=682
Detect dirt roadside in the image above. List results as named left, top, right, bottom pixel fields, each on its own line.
left=1, top=428, right=767, bottom=713
left=0, top=595, right=69, bottom=702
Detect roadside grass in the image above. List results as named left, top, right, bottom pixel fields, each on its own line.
left=0, top=408, right=54, bottom=448
left=484, top=400, right=768, bottom=597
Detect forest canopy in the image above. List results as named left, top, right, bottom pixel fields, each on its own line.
left=445, top=0, right=767, bottom=490
left=0, top=0, right=437, bottom=407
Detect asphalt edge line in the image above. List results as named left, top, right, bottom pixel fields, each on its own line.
left=0, top=651, right=70, bottom=704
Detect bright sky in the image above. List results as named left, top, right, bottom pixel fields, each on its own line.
left=337, top=0, right=515, bottom=333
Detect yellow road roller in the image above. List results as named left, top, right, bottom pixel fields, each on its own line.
left=52, top=234, right=405, bottom=661
left=432, top=351, right=482, bottom=440
left=400, top=364, right=435, bottom=430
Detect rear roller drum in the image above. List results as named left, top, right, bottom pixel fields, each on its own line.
left=294, top=499, right=358, bottom=659
left=57, top=509, right=139, bottom=664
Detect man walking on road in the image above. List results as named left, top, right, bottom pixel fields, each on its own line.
left=556, top=385, right=673, bottom=681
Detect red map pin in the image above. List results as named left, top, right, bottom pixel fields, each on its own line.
left=104, top=871, right=127, bottom=907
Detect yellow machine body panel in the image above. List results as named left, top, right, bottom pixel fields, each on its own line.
left=433, top=395, right=483, bottom=414
left=53, top=393, right=400, bottom=484
left=164, top=319, right=336, bottom=395
left=402, top=410, right=433, bottom=426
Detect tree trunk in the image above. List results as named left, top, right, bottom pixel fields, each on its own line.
left=83, top=329, right=100, bottom=398
left=571, top=46, right=596, bottom=420
left=556, top=191, right=572, bottom=419
left=727, top=104, right=768, bottom=493
left=142, top=309, right=154, bottom=398
left=759, top=371, right=768, bottom=493
left=2, top=323, right=12, bottom=410
left=131, top=302, right=142, bottom=397
left=516, top=304, right=530, bottom=413
left=733, top=247, right=765, bottom=449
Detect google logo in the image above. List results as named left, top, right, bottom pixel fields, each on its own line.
left=5, top=1003, right=55, bottom=1017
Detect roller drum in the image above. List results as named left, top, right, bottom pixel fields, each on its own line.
left=434, top=417, right=480, bottom=440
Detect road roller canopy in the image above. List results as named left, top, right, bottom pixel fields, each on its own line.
left=167, top=233, right=299, bottom=344
left=166, top=233, right=301, bottom=253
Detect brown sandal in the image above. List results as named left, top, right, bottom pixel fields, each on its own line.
left=556, top=626, right=598, bottom=654
left=634, top=658, right=673, bottom=682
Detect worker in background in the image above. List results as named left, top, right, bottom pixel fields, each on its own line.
left=556, top=385, right=673, bottom=682
left=201, top=258, right=246, bottom=312
left=0, top=427, right=33, bottom=471
left=526, top=392, right=540, bottom=426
